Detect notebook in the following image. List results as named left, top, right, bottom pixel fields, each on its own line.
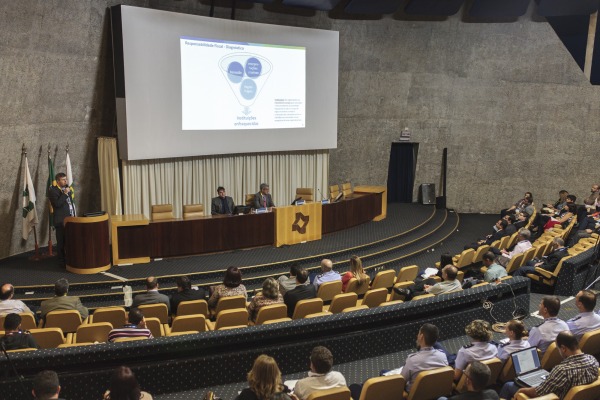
left=511, top=347, right=550, bottom=388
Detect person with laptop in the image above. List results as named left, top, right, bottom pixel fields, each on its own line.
left=499, top=331, right=599, bottom=399
left=566, top=290, right=600, bottom=339
left=527, top=296, right=568, bottom=354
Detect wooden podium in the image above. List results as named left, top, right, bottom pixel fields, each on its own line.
left=274, top=202, right=322, bottom=247
left=64, top=214, right=111, bottom=274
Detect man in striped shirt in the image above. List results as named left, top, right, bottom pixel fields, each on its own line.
left=107, top=308, right=153, bottom=342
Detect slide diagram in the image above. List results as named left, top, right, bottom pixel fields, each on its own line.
left=220, top=53, right=273, bottom=108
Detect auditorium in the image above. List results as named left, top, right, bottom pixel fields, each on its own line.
left=2, top=1, right=600, bottom=399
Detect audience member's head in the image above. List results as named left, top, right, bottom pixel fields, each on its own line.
left=442, top=265, right=458, bottom=281
left=176, top=275, right=192, bottom=291
left=566, top=194, right=577, bottom=203
left=506, top=320, right=528, bottom=340
left=576, top=290, right=596, bottom=312
left=440, top=253, right=453, bottom=267
left=419, top=323, right=439, bottom=347
left=518, top=211, right=529, bottom=221
left=349, top=256, right=367, bottom=283
left=465, top=320, right=492, bottom=342
left=556, top=331, right=580, bottom=357
left=247, top=354, right=283, bottom=400
left=54, top=278, right=69, bottom=297
left=223, top=266, right=242, bottom=288
left=465, top=361, right=491, bottom=392
left=310, top=346, right=334, bottom=374
left=145, top=277, right=158, bottom=290
left=261, top=278, right=279, bottom=300
left=3, top=313, right=21, bottom=331
left=0, top=283, right=14, bottom=300
left=498, top=220, right=508, bottom=230
left=540, top=296, right=561, bottom=317
left=525, top=192, right=533, bottom=201
left=566, top=203, right=577, bottom=214
left=503, top=214, right=514, bottom=224
left=32, top=370, right=61, bottom=400
left=128, top=308, right=144, bottom=326
left=518, top=228, right=531, bottom=241
left=482, top=251, right=496, bottom=266
left=107, top=366, right=142, bottom=400
left=296, top=269, right=309, bottom=284
left=321, top=259, right=333, bottom=272
left=289, top=264, right=301, bottom=277
left=552, top=237, right=565, bottom=248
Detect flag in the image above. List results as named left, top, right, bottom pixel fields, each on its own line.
left=47, top=155, right=56, bottom=229
left=22, top=156, right=38, bottom=240
left=65, top=151, right=76, bottom=216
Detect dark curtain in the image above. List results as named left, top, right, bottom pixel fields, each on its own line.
left=387, top=142, right=419, bottom=203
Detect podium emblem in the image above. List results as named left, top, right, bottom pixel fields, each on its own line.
left=292, top=212, right=309, bottom=234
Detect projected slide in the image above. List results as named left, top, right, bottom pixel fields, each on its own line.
left=181, top=37, right=306, bottom=130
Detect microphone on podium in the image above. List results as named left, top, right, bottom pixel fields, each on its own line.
left=317, top=188, right=326, bottom=201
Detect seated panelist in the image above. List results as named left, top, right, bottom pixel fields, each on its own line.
left=211, top=186, right=235, bottom=215
left=253, top=183, right=275, bottom=209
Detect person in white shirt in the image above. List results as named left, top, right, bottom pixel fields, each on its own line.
left=0, top=283, right=32, bottom=316
left=566, top=290, right=600, bottom=339
left=454, top=320, right=498, bottom=382
left=500, top=228, right=532, bottom=259
left=278, top=264, right=307, bottom=295
left=312, top=259, right=341, bottom=290
left=425, top=265, right=462, bottom=295
left=293, top=346, right=346, bottom=400
left=528, top=296, right=569, bottom=354
left=496, top=320, right=531, bottom=362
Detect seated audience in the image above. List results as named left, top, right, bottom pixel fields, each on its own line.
left=341, top=256, right=369, bottom=292
left=566, top=290, right=600, bottom=339
left=438, top=361, right=499, bottom=400
left=170, top=275, right=206, bottom=315
left=532, top=194, right=576, bottom=235
left=528, top=296, right=568, bottom=354
left=496, top=228, right=532, bottom=267
left=394, top=264, right=460, bottom=300
left=583, top=183, right=600, bottom=206
left=499, top=331, right=599, bottom=400
left=541, top=190, right=569, bottom=214
left=513, top=237, right=568, bottom=277
left=284, top=269, right=317, bottom=318
left=503, top=215, right=517, bottom=236
left=208, top=266, right=248, bottom=310
left=108, top=308, right=153, bottom=342
left=132, top=277, right=171, bottom=314
left=103, top=366, right=153, bottom=400
left=235, top=355, right=293, bottom=400
left=482, top=252, right=507, bottom=283
left=32, top=370, right=63, bottom=400
left=312, top=259, right=341, bottom=290
left=453, top=320, right=497, bottom=381
left=277, top=264, right=306, bottom=295
left=513, top=211, right=529, bottom=230
left=501, top=192, right=533, bottom=218
left=40, top=278, right=88, bottom=322
left=467, top=220, right=509, bottom=250
left=543, top=203, right=576, bottom=231
left=0, top=283, right=33, bottom=316
left=1, top=313, right=38, bottom=350
left=496, top=320, right=530, bottom=362
left=247, top=278, right=284, bottom=322
left=293, top=346, right=346, bottom=400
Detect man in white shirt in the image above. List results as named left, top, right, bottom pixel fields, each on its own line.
left=566, top=290, right=600, bottom=339
left=425, top=265, right=462, bottom=295
left=500, top=228, right=532, bottom=259
left=528, top=296, right=569, bottom=354
left=293, top=346, right=347, bottom=400
left=0, top=283, right=32, bottom=316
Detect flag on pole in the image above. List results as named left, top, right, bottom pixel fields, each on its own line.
left=47, top=155, right=56, bottom=229
left=65, top=150, right=76, bottom=216
left=22, top=156, right=38, bottom=240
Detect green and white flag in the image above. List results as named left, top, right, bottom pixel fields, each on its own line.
left=22, top=156, right=38, bottom=240
left=66, top=150, right=76, bottom=216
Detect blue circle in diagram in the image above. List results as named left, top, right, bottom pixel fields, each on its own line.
left=245, top=57, right=262, bottom=79
left=227, top=62, right=244, bottom=83
left=240, top=79, right=257, bottom=100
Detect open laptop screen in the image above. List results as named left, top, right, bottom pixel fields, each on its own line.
left=512, top=347, right=541, bottom=375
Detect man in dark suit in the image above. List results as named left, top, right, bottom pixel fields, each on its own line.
left=513, top=237, right=568, bottom=277
left=47, top=172, right=75, bottom=267
left=40, top=278, right=89, bottom=322
left=284, top=269, right=316, bottom=318
left=253, top=183, right=275, bottom=209
left=132, top=276, right=171, bottom=314
left=170, top=275, right=207, bottom=314
left=211, top=186, right=235, bottom=215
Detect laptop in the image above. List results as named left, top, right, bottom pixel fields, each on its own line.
left=511, top=347, right=550, bottom=388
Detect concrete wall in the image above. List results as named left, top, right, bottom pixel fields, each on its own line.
left=1, top=1, right=599, bottom=258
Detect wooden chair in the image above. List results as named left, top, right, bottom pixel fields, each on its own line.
left=453, top=249, right=475, bottom=269
left=345, top=277, right=371, bottom=296
left=138, top=303, right=169, bottom=324
left=505, top=252, right=525, bottom=275
left=29, top=328, right=66, bottom=349
left=151, top=204, right=174, bottom=220
left=245, top=194, right=255, bottom=206
left=472, top=245, right=490, bottom=264
left=166, top=314, right=207, bottom=334
left=342, top=305, right=369, bottom=313
left=341, top=182, right=353, bottom=197
left=358, top=375, right=405, bottom=400
left=579, top=328, right=600, bottom=356
left=206, top=309, right=248, bottom=330
left=253, top=304, right=288, bottom=325
left=454, top=357, right=502, bottom=393
left=317, top=281, right=342, bottom=303
left=329, top=184, right=341, bottom=200
left=144, top=317, right=166, bottom=337
left=306, top=387, right=351, bottom=400
left=370, top=269, right=396, bottom=290
left=177, top=300, right=209, bottom=317
left=326, top=292, right=358, bottom=314
left=183, top=204, right=204, bottom=219
left=296, top=188, right=314, bottom=202
left=359, top=288, right=388, bottom=308
left=526, top=256, right=573, bottom=288
left=214, top=295, right=247, bottom=318
left=292, top=298, right=324, bottom=319
left=1, top=313, right=37, bottom=331
left=396, top=265, right=418, bottom=283
left=89, top=307, right=126, bottom=329
left=70, top=322, right=113, bottom=344
left=541, top=342, right=563, bottom=371
left=405, top=366, right=454, bottom=400
left=42, top=310, right=84, bottom=333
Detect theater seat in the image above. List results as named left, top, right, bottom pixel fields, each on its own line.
left=144, top=317, right=166, bottom=337
left=213, top=295, right=247, bottom=318
left=292, top=298, right=324, bottom=319
left=396, top=265, right=418, bottom=283
left=325, top=292, right=358, bottom=314
left=317, top=281, right=342, bottom=303
left=206, top=309, right=248, bottom=330
left=166, top=314, right=207, bottom=335
left=359, top=375, right=405, bottom=400
left=151, top=204, right=174, bottom=220
left=454, top=357, right=501, bottom=393
left=359, top=288, right=387, bottom=308
left=177, top=300, right=209, bottom=317
left=405, top=366, right=454, bottom=400
left=345, top=277, right=370, bottom=295
left=29, top=328, right=66, bottom=348
left=296, top=187, right=314, bottom=202
left=306, top=387, right=351, bottom=400
left=252, top=304, right=287, bottom=325
left=42, top=310, right=84, bottom=333
left=89, top=307, right=126, bottom=329
left=183, top=204, right=204, bottom=219
left=579, top=328, right=600, bottom=356
left=138, top=304, right=169, bottom=324
left=69, top=322, right=113, bottom=344
left=370, top=269, right=396, bottom=290
left=541, top=342, right=563, bottom=371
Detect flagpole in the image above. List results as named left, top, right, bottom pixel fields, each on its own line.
left=47, top=145, right=53, bottom=256
left=22, top=145, right=41, bottom=260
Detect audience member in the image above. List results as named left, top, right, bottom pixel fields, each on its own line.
left=503, top=215, right=517, bottom=236
left=453, top=320, right=497, bottom=381
left=425, top=265, right=461, bottom=295
left=497, top=228, right=532, bottom=267
left=566, top=290, right=600, bottom=339
left=468, top=220, right=508, bottom=250
left=496, top=320, right=530, bottom=362
left=0, top=283, right=33, bottom=316
left=132, top=277, right=171, bottom=314
left=341, top=256, right=369, bottom=292
left=438, top=361, right=499, bottom=400
left=293, top=346, right=346, bottom=400
left=32, top=370, right=64, bottom=400
left=513, top=237, right=568, bottom=277
left=532, top=194, right=576, bottom=235
left=513, top=211, right=529, bottom=230
left=499, top=331, right=599, bottom=400
left=170, top=275, right=206, bottom=315
left=501, top=192, right=532, bottom=218
left=235, top=355, right=293, bottom=400
left=312, top=259, right=341, bottom=290
left=107, top=308, right=153, bottom=342
left=543, top=203, right=576, bottom=231
left=247, top=278, right=284, bottom=322
left=40, top=278, right=88, bottom=322
left=541, top=190, right=569, bottom=214
left=482, top=252, right=507, bottom=282
left=208, top=266, right=247, bottom=310
left=283, top=269, right=317, bottom=318
left=394, top=262, right=459, bottom=300
left=583, top=183, right=600, bottom=206
left=528, top=296, right=568, bottom=354
left=1, top=313, right=38, bottom=350
left=277, top=264, right=306, bottom=295
left=104, top=366, right=153, bottom=400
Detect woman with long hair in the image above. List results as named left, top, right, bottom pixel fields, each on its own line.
left=341, top=256, right=369, bottom=292
left=247, top=278, right=284, bottom=322
left=103, top=366, right=152, bottom=400
left=236, top=355, right=292, bottom=400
